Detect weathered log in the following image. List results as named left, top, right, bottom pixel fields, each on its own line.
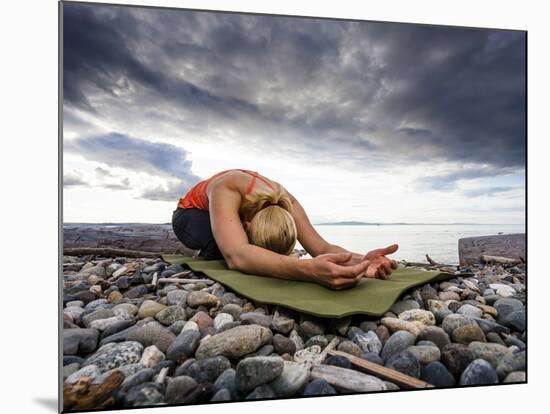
left=63, top=247, right=161, bottom=258
left=458, top=233, right=526, bottom=266
left=63, top=223, right=189, bottom=254
left=481, top=255, right=522, bottom=265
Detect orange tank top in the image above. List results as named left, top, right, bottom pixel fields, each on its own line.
left=177, top=169, right=275, bottom=211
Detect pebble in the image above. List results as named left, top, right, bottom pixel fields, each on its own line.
left=439, top=291, right=461, bottom=301
left=137, top=300, right=166, bottom=319
left=126, top=321, right=176, bottom=353
left=221, top=304, right=243, bottom=321
left=417, top=326, right=451, bottom=350
left=273, top=334, right=297, bottom=355
left=214, top=368, right=238, bottom=399
left=138, top=345, right=165, bottom=368
left=185, top=356, right=232, bottom=383
left=451, top=325, right=487, bottom=345
left=361, top=352, right=384, bottom=366
left=211, top=388, right=232, bottom=401
left=390, top=300, right=420, bottom=315
left=460, top=359, right=498, bottom=385
left=64, top=328, right=99, bottom=355
left=154, top=305, right=187, bottom=325
left=302, top=379, right=337, bottom=396
left=350, top=329, right=382, bottom=354
left=324, top=355, right=352, bottom=369
left=441, top=344, right=475, bottom=378
left=441, top=314, right=477, bottom=335
left=83, top=341, right=143, bottom=373
left=336, top=340, right=363, bottom=358
left=406, top=345, right=441, bottom=364
left=496, top=350, right=525, bottom=380
left=107, top=290, right=123, bottom=304
left=195, top=325, right=273, bottom=359
left=240, top=312, right=272, bottom=327
left=457, top=304, right=483, bottom=319
left=187, top=291, right=219, bottom=308
left=189, top=311, right=213, bottom=330
left=381, top=331, right=416, bottom=362
left=398, top=309, right=436, bottom=325
left=65, top=364, right=101, bottom=384
left=270, top=361, right=309, bottom=397
left=421, top=362, right=456, bottom=387
left=89, top=315, right=130, bottom=332
left=166, top=290, right=188, bottom=307
left=380, top=318, right=425, bottom=336
left=246, top=384, right=276, bottom=400
left=235, top=356, right=285, bottom=392
left=112, top=303, right=138, bottom=317
left=82, top=309, right=115, bottom=327
left=297, top=317, right=326, bottom=341
left=471, top=317, right=510, bottom=335
left=385, top=350, right=421, bottom=378
left=502, top=310, right=526, bottom=332
left=305, top=335, right=329, bottom=350
left=213, top=313, right=234, bottom=331
left=467, top=341, right=513, bottom=367
left=503, top=371, right=526, bottom=383
left=489, top=283, right=516, bottom=297
left=124, top=382, right=164, bottom=407
left=164, top=376, right=198, bottom=403
left=289, top=329, right=304, bottom=351
left=426, top=299, right=447, bottom=314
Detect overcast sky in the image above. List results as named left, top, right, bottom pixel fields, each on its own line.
left=62, top=2, right=525, bottom=225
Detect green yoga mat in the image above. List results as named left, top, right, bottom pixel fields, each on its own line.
left=163, top=255, right=464, bottom=318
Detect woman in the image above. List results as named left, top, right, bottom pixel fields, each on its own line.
left=172, top=168, right=399, bottom=290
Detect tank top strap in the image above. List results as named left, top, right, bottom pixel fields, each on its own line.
left=245, top=172, right=258, bottom=194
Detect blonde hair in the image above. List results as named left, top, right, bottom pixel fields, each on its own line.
left=239, top=185, right=297, bottom=255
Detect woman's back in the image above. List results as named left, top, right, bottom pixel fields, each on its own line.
left=177, top=168, right=276, bottom=211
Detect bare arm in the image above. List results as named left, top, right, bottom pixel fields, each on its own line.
left=285, top=188, right=399, bottom=279
left=208, top=183, right=371, bottom=288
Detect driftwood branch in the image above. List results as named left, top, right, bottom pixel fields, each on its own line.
left=327, top=349, right=433, bottom=389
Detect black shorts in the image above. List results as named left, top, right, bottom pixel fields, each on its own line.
left=171, top=207, right=224, bottom=260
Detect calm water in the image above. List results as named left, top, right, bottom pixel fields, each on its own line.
left=295, top=224, right=525, bottom=265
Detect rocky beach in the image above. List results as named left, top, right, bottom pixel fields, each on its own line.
left=62, top=253, right=526, bottom=411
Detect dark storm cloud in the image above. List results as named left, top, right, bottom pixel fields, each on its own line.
left=65, top=132, right=201, bottom=182
left=63, top=3, right=525, bottom=179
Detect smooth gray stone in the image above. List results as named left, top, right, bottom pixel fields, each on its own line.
left=63, top=328, right=100, bottom=355
left=185, top=356, right=231, bottom=384
left=235, top=356, right=284, bottom=392
left=210, top=388, right=232, bottom=401
left=381, top=331, right=415, bottom=362
left=166, top=329, right=200, bottom=362
left=460, top=359, right=498, bottom=385
left=165, top=375, right=198, bottom=403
